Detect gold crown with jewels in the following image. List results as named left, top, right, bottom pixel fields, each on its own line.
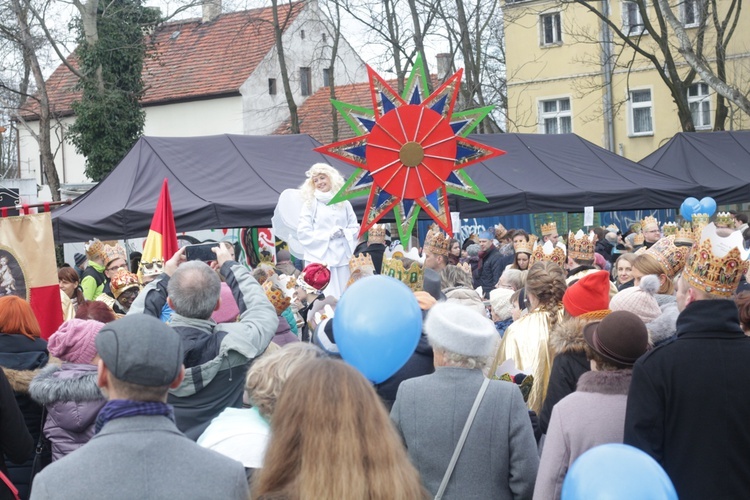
left=661, top=222, right=678, bottom=236
left=567, top=230, right=596, bottom=262
left=683, top=223, right=750, bottom=297
left=531, top=241, right=566, bottom=267
left=644, top=235, right=689, bottom=279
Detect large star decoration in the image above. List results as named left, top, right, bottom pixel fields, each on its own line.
left=314, top=55, right=505, bottom=242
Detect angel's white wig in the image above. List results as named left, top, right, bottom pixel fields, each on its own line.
left=300, top=163, right=346, bottom=205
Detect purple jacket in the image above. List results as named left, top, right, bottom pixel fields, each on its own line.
left=29, top=363, right=106, bottom=461
left=272, top=316, right=299, bottom=347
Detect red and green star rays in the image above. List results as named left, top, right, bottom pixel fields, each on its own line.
left=314, top=55, right=504, bottom=242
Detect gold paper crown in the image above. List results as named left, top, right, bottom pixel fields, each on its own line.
left=662, top=222, right=678, bottom=236
left=262, top=280, right=291, bottom=315
left=110, top=269, right=141, bottom=299
left=513, top=234, right=537, bottom=255
left=495, top=224, right=508, bottom=240
left=633, top=233, right=645, bottom=246
left=715, top=212, right=733, bottom=228
left=641, top=215, right=659, bottom=232
left=139, top=258, right=164, bottom=277
left=683, top=223, right=750, bottom=297
left=674, top=223, right=697, bottom=247
left=85, top=239, right=107, bottom=262
left=691, top=213, right=709, bottom=225
left=531, top=241, right=566, bottom=266
left=567, top=231, right=596, bottom=262
left=368, top=224, right=387, bottom=244
left=349, top=253, right=374, bottom=273
left=381, top=258, right=424, bottom=292
left=425, top=231, right=450, bottom=257
left=424, top=223, right=441, bottom=242
left=644, top=235, right=689, bottom=279
left=102, top=242, right=127, bottom=267
left=541, top=221, right=557, bottom=236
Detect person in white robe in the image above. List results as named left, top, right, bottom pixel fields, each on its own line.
left=297, top=163, right=359, bottom=299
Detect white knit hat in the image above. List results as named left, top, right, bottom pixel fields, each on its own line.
left=489, top=288, right=514, bottom=321
left=609, top=274, right=662, bottom=323
left=425, top=302, right=497, bottom=357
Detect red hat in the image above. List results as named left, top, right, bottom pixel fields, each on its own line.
left=563, top=270, right=611, bottom=319
left=300, top=263, right=331, bottom=292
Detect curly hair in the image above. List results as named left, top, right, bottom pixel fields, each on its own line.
left=246, top=343, right=326, bottom=420
left=299, top=163, right=346, bottom=207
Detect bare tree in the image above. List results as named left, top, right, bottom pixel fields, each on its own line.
left=656, top=0, right=750, bottom=118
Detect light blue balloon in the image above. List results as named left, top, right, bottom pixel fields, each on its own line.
left=698, top=196, right=717, bottom=217
left=562, top=444, right=677, bottom=500
left=680, top=197, right=701, bottom=220
left=334, top=275, right=422, bottom=383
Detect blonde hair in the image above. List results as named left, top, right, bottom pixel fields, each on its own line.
left=614, top=253, right=637, bottom=283
left=246, top=343, right=325, bottom=420
left=525, top=261, right=567, bottom=331
left=253, top=358, right=428, bottom=500
left=634, top=253, right=674, bottom=294
left=300, top=163, right=346, bottom=206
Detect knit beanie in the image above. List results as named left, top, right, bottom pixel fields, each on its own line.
left=425, top=302, right=497, bottom=357
left=610, top=274, right=662, bottom=323
left=47, top=318, right=104, bottom=364
left=74, top=253, right=86, bottom=267
left=489, top=287, right=514, bottom=321
left=212, top=282, right=240, bottom=323
left=563, top=270, right=611, bottom=319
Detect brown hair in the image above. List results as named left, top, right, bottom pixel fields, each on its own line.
left=0, top=296, right=41, bottom=339
left=614, top=253, right=637, bottom=284
left=252, top=358, right=428, bottom=500
left=525, top=261, right=567, bottom=331
left=633, top=253, right=673, bottom=295
left=735, top=291, right=750, bottom=333
left=75, top=301, right=117, bottom=323
left=58, top=267, right=86, bottom=305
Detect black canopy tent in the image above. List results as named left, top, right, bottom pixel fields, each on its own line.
left=52, top=133, right=699, bottom=243
left=639, top=131, right=750, bottom=203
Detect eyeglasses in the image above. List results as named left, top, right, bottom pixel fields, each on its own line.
left=107, top=263, right=128, bottom=272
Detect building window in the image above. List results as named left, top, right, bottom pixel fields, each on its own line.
left=323, top=68, right=332, bottom=88
left=540, top=13, right=562, bottom=45
left=681, top=0, right=701, bottom=26
left=629, top=89, right=653, bottom=135
left=539, top=98, right=572, bottom=134
left=622, top=1, right=644, bottom=35
left=268, top=78, right=277, bottom=95
left=300, top=67, right=312, bottom=96
left=688, top=82, right=711, bottom=129
left=300, top=29, right=305, bottom=40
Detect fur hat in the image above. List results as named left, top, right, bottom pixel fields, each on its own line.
left=583, top=310, right=649, bottom=367
left=489, top=287, right=514, bottom=321
left=47, top=319, right=104, bottom=364
left=609, top=274, right=662, bottom=323
left=425, top=302, right=497, bottom=357
left=562, top=271, right=611, bottom=319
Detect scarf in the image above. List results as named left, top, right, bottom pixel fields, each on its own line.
left=314, top=189, right=334, bottom=204
left=95, top=399, right=175, bottom=434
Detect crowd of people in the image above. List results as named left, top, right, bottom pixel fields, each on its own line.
left=1, top=163, right=750, bottom=499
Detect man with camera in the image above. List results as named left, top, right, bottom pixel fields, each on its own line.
left=129, top=244, right=278, bottom=440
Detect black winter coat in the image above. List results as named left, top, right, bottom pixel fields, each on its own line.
left=624, top=300, right=750, bottom=500
left=477, top=246, right=504, bottom=298
left=0, top=369, right=33, bottom=500
left=375, top=333, right=434, bottom=411
left=539, top=317, right=590, bottom=435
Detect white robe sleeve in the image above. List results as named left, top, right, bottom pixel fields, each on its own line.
left=342, top=200, right=360, bottom=255
left=297, top=201, right=331, bottom=263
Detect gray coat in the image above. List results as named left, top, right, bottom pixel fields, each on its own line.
left=391, top=368, right=539, bottom=500
left=29, top=415, right=249, bottom=500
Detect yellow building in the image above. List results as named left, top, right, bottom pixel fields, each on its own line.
left=504, top=0, right=750, bottom=160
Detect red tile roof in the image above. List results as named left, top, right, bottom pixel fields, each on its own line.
left=21, top=2, right=304, bottom=119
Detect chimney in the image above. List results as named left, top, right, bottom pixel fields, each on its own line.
left=202, top=0, right=221, bottom=23
left=436, top=53, right=451, bottom=80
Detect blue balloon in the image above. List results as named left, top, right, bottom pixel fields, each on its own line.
left=698, top=196, right=717, bottom=217
left=680, top=197, right=700, bottom=221
left=334, top=275, right=422, bottom=383
left=562, top=444, right=677, bottom=500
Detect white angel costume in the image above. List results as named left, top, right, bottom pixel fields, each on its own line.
left=297, top=190, right=359, bottom=299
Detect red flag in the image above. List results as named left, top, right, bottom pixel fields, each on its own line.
left=0, top=212, right=63, bottom=339
left=139, top=179, right=178, bottom=278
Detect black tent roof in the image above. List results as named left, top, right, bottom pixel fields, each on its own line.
left=639, top=131, right=750, bottom=203
left=451, top=133, right=697, bottom=217
left=52, top=133, right=698, bottom=243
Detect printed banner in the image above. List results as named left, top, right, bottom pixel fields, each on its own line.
left=0, top=212, right=63, bottom=339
